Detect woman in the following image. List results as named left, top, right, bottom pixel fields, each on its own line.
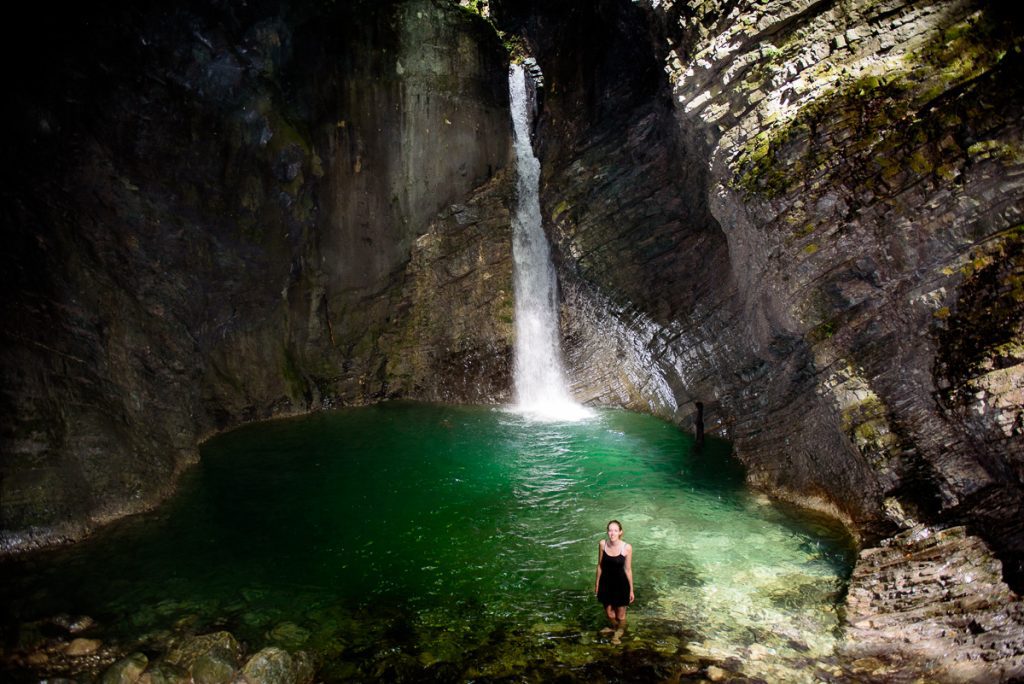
left=594, top=519, right=634, bottom=643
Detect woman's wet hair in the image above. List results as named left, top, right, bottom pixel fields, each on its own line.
left=607, top=520, right=623, bottom=533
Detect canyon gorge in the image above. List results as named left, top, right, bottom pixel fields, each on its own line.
left=2, top=0, right=1022, bottom=680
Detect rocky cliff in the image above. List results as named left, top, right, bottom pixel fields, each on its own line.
left=491, top=0, right=1023, bottom=677
left=3, top=0, right=1023, bottom=678
left=496, top=0, right=1023, bottom=569
left=0, top=0, right=512, bottom=550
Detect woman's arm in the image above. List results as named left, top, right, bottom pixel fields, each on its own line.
left=594, top=540, right=604, bottom=594
left=625, top=543, right=635, bottom=603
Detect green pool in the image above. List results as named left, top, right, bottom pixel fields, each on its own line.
left=1, top=403, right=854, bottom=681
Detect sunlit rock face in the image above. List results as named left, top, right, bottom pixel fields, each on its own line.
left=491, top=0, right=1022, bottom=676
left=492, top=0, right=1022, bottom=574
left=665, top=0, right=1024, bottom=587
left=0, top=0, right=511, bottom=550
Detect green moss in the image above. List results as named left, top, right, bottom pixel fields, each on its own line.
left=808, top=319, right=837, bottom=344
left=905, top=9, right=1020, bottom=100
left=733, top=6, right=1023, bottom=199
left=265, top=108, right=312, bottom=156
left=501, top=34, right=528, bottom=63
left=802, top=243, right=819, bottom=256
left=551, top=200, right=570, bottom=223
left=458, top=0, right=487, bottom=16
left=840, top=395, right=886, bottom=436
left=908, top=149, right=934, bottom=175
left=281, top=347, right=306, bottom=400
left=967, top=139, right=1024, bottom=164
left=732, top=73, right=907, bottom=197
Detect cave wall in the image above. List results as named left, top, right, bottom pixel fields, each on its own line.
left=2, top=0, right=1023, bottom=676
left=491, top=0, right=1024, bottom=586
left=0, top=0, right=512, bottom=551
left=487, top=0, right=1023, bottom=673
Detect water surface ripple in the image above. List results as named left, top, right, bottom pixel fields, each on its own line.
left=1, top=403, right=854, bottom=682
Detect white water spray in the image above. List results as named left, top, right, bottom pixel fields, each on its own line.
left=508, top=63, right=590, bottom=422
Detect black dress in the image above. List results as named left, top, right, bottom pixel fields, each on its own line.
left=597, top=545, right=631, bottom=607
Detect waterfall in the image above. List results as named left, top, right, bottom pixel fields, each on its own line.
left=508, top=63, right=590, bottom=422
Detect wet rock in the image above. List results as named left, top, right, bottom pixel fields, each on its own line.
left=266, top=622, right=310, bottom=650
left=137, top=661, right=190, bottom=684
left=707, top=664, right=728, bottom=681
left=164, top=631, right=242, bottom=671
left=191, top=646, right=238, bottom=684
left=65, top=637, right=102, bottom=656
left=51, top=614, right=97, bottom=634
left=496, top=0, right=1024, bottom=673
left=241, top=646, right=314, bottom=684
left=1, top=0, right=512, bottom=557
left=102, top=652, right=149, bottom=684
left=746, top=643, right=771, bottom=660
left=842, top=525, right=1024, bottom=680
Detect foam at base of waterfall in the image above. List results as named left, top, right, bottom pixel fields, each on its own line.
left=513, top=397, right=594, bottom=423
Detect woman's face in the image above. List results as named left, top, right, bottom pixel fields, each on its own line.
left=607, top=523, right=622, bottom=543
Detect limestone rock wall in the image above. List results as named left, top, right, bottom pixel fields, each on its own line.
left=492, top=0, right=1024, bottom=581
left=381, top=173, right=516, bottom=403
left=0, top=0, right=512, bottom=551
left=842, top=525, right=1024, bottom=681
left=492, top=0, right=1023, bottom=675
left=669, top=0, right=1024, bottom=579
left=672, top=0, right=1024, bottom=585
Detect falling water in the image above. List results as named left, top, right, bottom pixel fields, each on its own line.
left=509, top=63, right=590, bottom=421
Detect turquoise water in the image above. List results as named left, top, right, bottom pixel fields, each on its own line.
left=1, top=403, right=854, bottom=681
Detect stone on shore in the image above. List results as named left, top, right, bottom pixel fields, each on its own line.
left=65, top=637, right=102, bottom=656
left=101, top=652, right=149, bottom=684
left=241, top=646, right=315, bottom=684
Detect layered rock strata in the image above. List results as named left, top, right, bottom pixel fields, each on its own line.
left=492, top=0, right=1023, bottom=677
left=3, top=0, right=1023, bottom=677
left=842, top=525, right=1024, bottom=681
left=493, top=0, right=1023, bottom=572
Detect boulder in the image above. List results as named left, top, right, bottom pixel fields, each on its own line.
left=65, top=637, right=102, bottom=656
left=102, top=652, right=149, bottom=684
left=164, top=631, right=242, bottom=670
left=241, top=646, right=315, bottom=684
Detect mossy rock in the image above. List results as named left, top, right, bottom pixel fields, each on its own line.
left=242, top=646, right=315, bottom=684
left=191, top=646, right=238, bottom=684
left=102, top=652, right=149, bottom=684
left=139, top=660, right=190, bottom=684
left=164, top=631, right=242, bottom=671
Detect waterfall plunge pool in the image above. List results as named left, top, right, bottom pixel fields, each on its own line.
left=1, top=403, right=855, bottom=682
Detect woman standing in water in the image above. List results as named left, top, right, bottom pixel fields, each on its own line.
left=594, top=520, right=634, bottom=644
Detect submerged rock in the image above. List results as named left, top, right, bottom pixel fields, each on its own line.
left=191, top=646, right=238, bottom=684
left=164, top=631, right=242, bottom=671
left=101, top=652, right=149, bottom=684
left=241, top=646, right=314, bottom=684
left=65, top=637, right=102, bottom=656
left=266, top=622, right=310, bottom=650
left=137, top=661, right=190, bottom=684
